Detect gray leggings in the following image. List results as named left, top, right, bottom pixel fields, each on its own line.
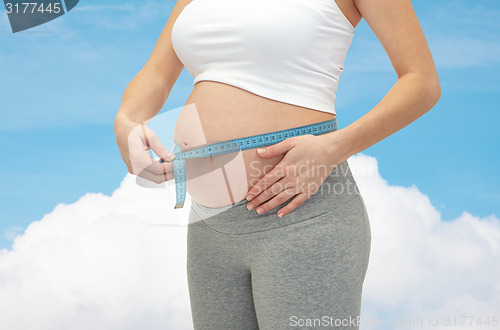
left=186, top=160, right=371, bottom=329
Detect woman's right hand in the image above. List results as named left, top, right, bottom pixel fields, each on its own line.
left=114, top=113, right=177, bottom=184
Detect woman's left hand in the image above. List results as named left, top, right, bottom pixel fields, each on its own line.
left=245, top=132, right=350, bottom=218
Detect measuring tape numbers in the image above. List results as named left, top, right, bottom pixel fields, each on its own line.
left=159, top=118, right=338, bottom=209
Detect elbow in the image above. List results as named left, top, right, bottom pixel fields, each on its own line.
left=427, top=75, right=441, bottom=108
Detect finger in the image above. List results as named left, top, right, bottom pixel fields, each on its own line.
left=131, top=150, right=173, bottom=175
left=252, top=187, right=296, bottom=215
left=276, top=193, right=309, bottom=218
left=256, top=137, right=295, bottom=158
left=246, top=178, right=292, bottom=211
left=137, top=167, right=175, bottom=184
left=144, top=158, right=174, bottom=175
left=128, top=127, right=171, bottom=174
left=148, top=130, right=177, bottom=162
left=246, top=165, right=287, bottom=201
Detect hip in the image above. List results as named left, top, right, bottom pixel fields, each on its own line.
left=188, top=159, right=370, bottom=237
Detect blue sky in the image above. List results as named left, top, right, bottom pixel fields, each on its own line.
left=1, top=0, right=499, bottom=250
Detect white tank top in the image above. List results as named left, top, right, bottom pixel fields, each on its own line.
left=171, top=0, right=355, bottom=115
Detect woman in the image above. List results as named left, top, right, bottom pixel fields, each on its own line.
left=114, top=0, right=441, bottom=328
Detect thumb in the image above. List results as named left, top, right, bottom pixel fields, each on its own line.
left=256, top=139, right=294, bottom=158
left=148, top=132, right=176, bottom=161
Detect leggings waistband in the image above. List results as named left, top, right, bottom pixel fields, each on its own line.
left=188, top=160, right=364, bottom=235
left=189, top=199, right=234, bottom=223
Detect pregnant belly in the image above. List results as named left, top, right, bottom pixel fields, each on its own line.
left=172, top=81, right=335, bottom=208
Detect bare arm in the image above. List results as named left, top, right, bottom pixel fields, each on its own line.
left=326, top=0, right=442, bottom=162
left=113, top=0, right=191, bottom=179
left=115, top=0, right=191, bottom=124
left=239, top=0, right=441, bottom=217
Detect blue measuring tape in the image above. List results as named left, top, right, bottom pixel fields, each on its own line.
left=158, top=118, right=338, bottom=209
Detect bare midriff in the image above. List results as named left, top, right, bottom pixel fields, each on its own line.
left=172, top=81, right=336, bottom=208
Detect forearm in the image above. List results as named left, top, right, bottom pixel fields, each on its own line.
left=115, top=65, right=174, bottom=125
left=326, top=72, right=441, bottom=162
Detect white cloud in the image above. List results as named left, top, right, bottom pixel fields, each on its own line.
left=0, top=154, right=499, bottom=330
left=349, top=155, right=500, bottom=329
left=0, top=176, right=193, bottom=330
left=2, top=226, right=24, bottom=242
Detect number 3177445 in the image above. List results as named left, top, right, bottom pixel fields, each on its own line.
left=5, top=2, right=62, bottom=14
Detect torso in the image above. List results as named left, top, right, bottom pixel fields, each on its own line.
left=172, top=0, right=360, bottom=208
